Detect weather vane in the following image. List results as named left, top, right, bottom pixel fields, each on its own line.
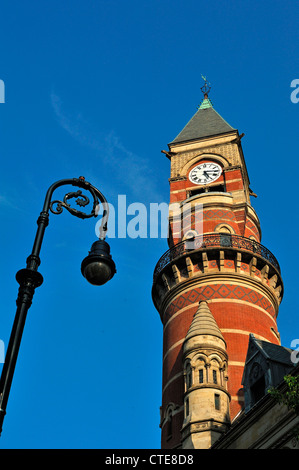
left=200, top=75, right=211, bottom=98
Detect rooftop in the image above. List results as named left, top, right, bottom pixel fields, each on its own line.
left=170, top=96, right=236, bottom=145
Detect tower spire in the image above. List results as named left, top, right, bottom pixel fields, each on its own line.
left=153, top=85, right=283, bottom=449
left=185, top=301, right=225, bottom=344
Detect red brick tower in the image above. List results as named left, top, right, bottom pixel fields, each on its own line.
left=152, top=85, right=283, bottom=448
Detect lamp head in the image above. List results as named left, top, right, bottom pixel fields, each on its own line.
left=81, top=239, right=116, bottom=286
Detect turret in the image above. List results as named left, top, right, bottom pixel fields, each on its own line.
left=181, top=301, right=230, bottom=448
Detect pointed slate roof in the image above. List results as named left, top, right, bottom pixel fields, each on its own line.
left=185, top=301, right=225, bottom=342
left=170, top=97, right=236, bottom=145
left=245, top=334, right=294, bottom=367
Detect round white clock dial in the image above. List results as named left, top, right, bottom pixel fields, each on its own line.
left=189, top=162, right=222, bottom=185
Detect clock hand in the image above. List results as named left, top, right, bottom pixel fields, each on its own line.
left=205, top=171, right=219, bottom=177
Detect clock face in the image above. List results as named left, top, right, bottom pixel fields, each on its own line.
left=189, top=162, right=222, bottom=185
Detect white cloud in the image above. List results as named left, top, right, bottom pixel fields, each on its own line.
left=50, top=91, right=163, bottom=202
left=0, top=194, right=24, bottom=212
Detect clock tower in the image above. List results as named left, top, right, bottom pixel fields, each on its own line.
left=152, top=82, right=284, bottom=448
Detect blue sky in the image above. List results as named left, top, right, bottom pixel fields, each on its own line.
left=0, top=0, right=298, bottom=448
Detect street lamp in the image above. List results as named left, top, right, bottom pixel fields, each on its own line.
left=0, top=177, right=116, bottom=435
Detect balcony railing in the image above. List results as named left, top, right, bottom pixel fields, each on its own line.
left=153, top=233, right=280, bottom=281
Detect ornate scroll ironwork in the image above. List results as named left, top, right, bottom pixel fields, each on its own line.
left=46, top=177, right=109, bottom=237
left=153, top=234, right=280, bottom=281
left=50, top=189, right=95, bottom=219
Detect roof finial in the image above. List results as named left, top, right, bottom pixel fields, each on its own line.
left=200, top=75, right=211, bottom=98
left=197, top=75, right=213, bottom=110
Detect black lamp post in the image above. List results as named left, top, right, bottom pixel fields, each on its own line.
left=0, top=177, right=116, bottom=435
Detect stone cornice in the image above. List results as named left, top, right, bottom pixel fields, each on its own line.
left=212, top=386, right=299, bottom=449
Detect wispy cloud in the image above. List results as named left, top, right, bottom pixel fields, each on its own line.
left=0, top=194, right=28, bottom=213
left=50, top=92, right=163, bottom=202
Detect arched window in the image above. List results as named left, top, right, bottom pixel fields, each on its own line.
left=183, top=230, right=199, bottom=241
left=214, top=223, right=235, bottom=235
left=194, top=356, right=207, bottom=384
left=185, top=362, right=192, bottom=389
left=209, top=357, right=221, bottom=384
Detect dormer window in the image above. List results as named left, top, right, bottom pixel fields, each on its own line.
left=248, top=362, right=266, bottom=406
left=251, top=374, right=266, bottom=403
left=242, top=335, right=295, bottom=414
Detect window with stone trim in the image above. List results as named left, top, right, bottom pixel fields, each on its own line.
left=186, top=363, right=192, bottom=389
left=214, top=393, right=220, bottom=410
left=185, top=398, right=189, bottom=418
left=214, top=223, right=235, bottom=234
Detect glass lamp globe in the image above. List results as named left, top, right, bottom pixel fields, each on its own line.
left=81, top=239, right=116, bottom=286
